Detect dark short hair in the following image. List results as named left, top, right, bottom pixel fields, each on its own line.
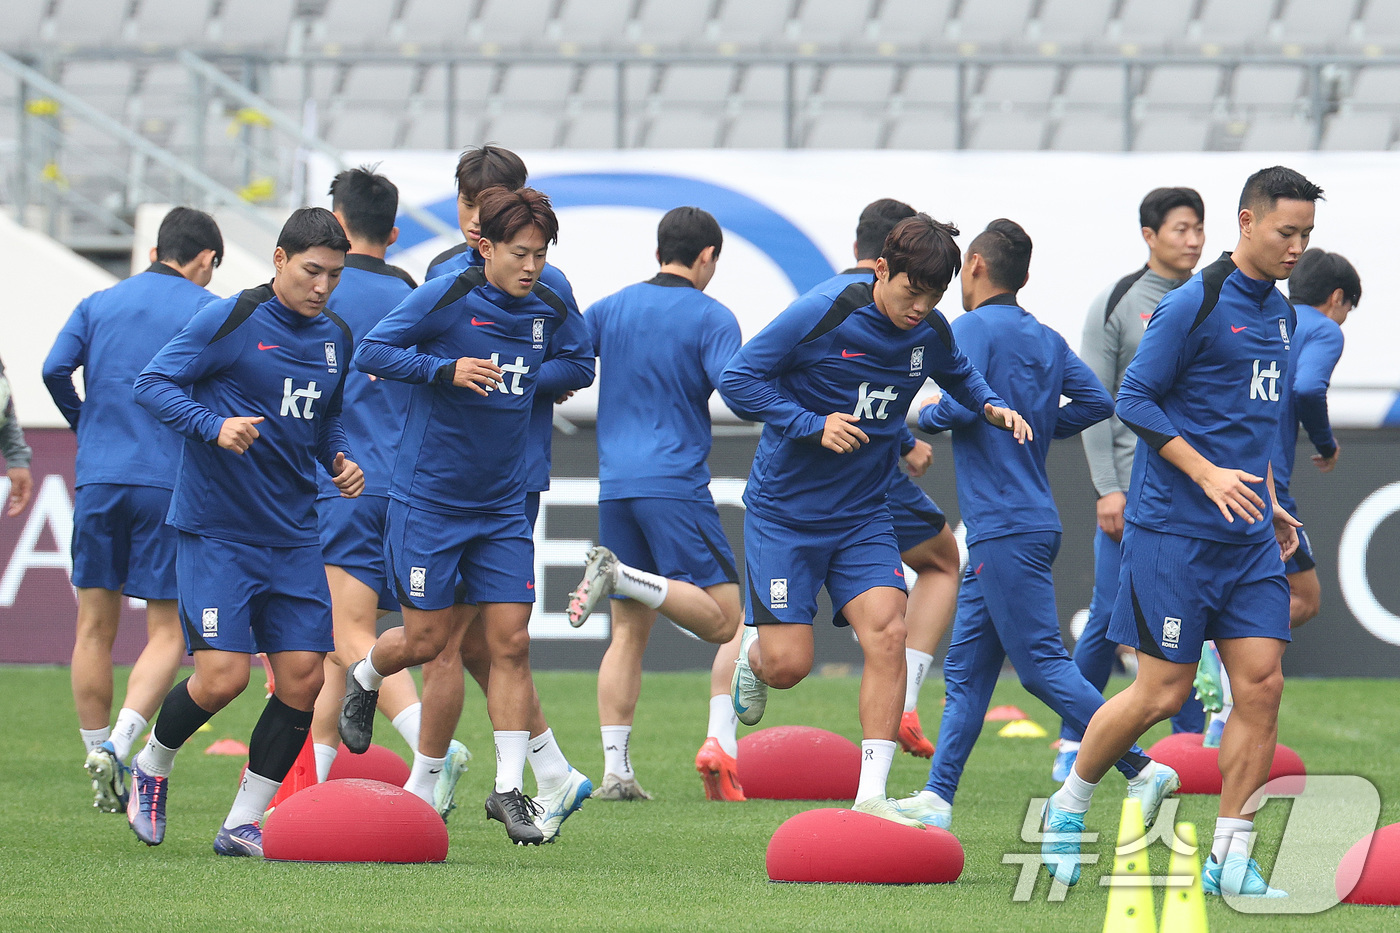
left=277, top=207, right=350, bottom=259
left=1239, top=165, right=1325, bottom=216
left=155, top=207, right=222, bottom=267
left=657, top=206, right=722, bottom=266
left=1139, top=187, right=1204, bottom=233
left=881, top=214, right=962, bottom=292
left=328, top=165, right=399, bottom=245
left=967, top=218, right=1033, bottom=293
left=477, top=186, right=559, bottom=247
left=855, top=198, right=917, bottom=261
left=1289, top=249, right=1361, bottom=309
left=455, top=145, right=528, bottom=202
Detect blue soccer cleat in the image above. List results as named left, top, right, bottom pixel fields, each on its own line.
left=85, top=740, right=130, bottom=813
left=535, top=767, right=593, bottom=842
left=1203, top=715, right=1225, bottom=749
left=213, top=822, right=264, bottom=858
left=432, top=739, right=472, bottom=822
left=127, top=759, right=168, bottom=846
left=1041, top=800, right=1085, bottom=886
left=890, top=790, right=952, bottom=829
left=1203, top=853, right=1288, bottom=898
left=1051, top=744, right=1079, bottom=783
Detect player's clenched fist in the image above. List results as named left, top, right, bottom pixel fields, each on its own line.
left=452, top=356, right=505, bottom=396
left=822, top=412, right=869, bottom=454
left=332, top=452, right=364, bottom=499
left=217, top=415, right=264, bottom=454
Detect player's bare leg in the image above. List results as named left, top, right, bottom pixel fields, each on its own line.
left=698, top=624, right=746, bottom=800
left=899, top=526, right=959, bottom=757
left=1287, top=569, right=1321, bottom=627
left=338, top=605, right=455, bottom=753
left=569, top=549, right=738, bottom=644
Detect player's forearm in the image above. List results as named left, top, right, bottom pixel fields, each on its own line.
left=1081, top=421, right=1124, bottom=496
left=1156, top=436, right=1219, bottom=486
left=537, top=354, right=594, bottom=396
left=353, top=338, right=450, bottom=385
left=717, top=365, right=822, bottom=438
left=41, top=371, right=82, bottom=430
left=1295, top=391, right=1337, bottom=456
left=316, top=415, right=352, bottom=475
left=916, top=396, right=976, bottom=434
left=0, top=415, right=31, bottom=469
left=133, top=371, right=223, bottom=443
left=1053, top=383, right=1114, bottom=440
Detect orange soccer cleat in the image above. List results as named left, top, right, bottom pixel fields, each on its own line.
left=898, top=709, right=936, bottom=758
left=695, top=738, right=746, bottom=801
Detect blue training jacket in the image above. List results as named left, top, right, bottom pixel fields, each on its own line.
left=720, top=276, right=1004, bottom=530
left=43, top=263, right=215, bottom=489
left=918, top=294, right=1112, bottom=546
left=1273, top=301, right=1343, bottom=516
left=1117, top=252, right=1297, bottom=545
left=134, top=284, right=353, bottom=547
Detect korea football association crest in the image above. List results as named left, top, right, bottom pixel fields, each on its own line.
left=1278, top=317, right=1291, bottom=350
left=324, top=341, right=338, bottom=373
left=532, top=318, right=546, bottom=349
left=910, top=346, right=925, bottom=376
left=1162, top=616, right=1182, bottom=649
left=769, top=578, right=788, bottom=610
left=409, top=566, right=427, bottom=599
left=202, top=608, right=218, bottom=637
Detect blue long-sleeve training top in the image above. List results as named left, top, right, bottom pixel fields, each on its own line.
left=917, top=294, right=1112, bottom=546
left=314, top=254, right=416, bottom=501
left=134, top=284, right=353, bottom=547
left=428, top=243, right=593, bottom=492
left=43, top=262, right=214, bottom=489
left=355, top=265, right=567, bottom=515
left=586, top=272, right=742, bottom=502
left=720, top=277, right=1005, bottom=529
left=1116, top=252, right=1296, bottom=545
left=1273, top=301, right=1343, bottom=514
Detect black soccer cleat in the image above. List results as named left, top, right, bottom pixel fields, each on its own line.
left=485, top=788, right=545, bottom=846
left=338, top=660, right=379, bottom=755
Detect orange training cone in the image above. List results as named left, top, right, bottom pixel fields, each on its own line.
left=267, top=735, right=317, bottom=812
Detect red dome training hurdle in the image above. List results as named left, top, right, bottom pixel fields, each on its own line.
left=767, top=808, right=964, bottom=884
left=327, top=742, right=411, bottom=786
left=1337, top=823, right=1400, bottom=906
left=737, top=726, right=860, bottom=801
left=263, top=779, right=448, bottom=863
left=1145, top=732, right=1306, bottom=795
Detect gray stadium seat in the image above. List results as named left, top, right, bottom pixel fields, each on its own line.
left=633, top=0, right=715, bottom=47
left=1276, top=0, right=1358, bottom=46
left=1230, top=65, right=1306, bottom=109
left=1359, top=0, right=1400, bottom=43
left=736, top=65, right=791, bottom=104
left=1060, top=64, right=1129, bottom=105
left=656, top=65, right=736, bottom=104
left=953, top=0, right=1035, bottom=46
left=49, top=0, right=129, bottom=46
left=213, top=0, right=294, bottom=47
left=483, top=110, right=563, bottom=149
left=554, top=0, right=635, bottom=47
left=471, top=0, right=556, bottom=48
left=1132, top=114, right=1210, bottom=150
left=315, top=0, right=398, bottom=50
left=722, top=110, right=787, bottom=148
left=968, top=113, right=1045, bottom=149
left=868, top=0, right=954, bottom=46
left=129, top=0, right=214, bottom=46
left=898, top=65, right=959, bottom=104
left=59, top=61, right=136, bottom=112
left=804, top=111, right=885, bottom=148
left=712, top=0, right=792, bottom=47
left=1348, top=67, right=1400, bottom=107
left=885, top=112, right=958, bottom=150
left=263, top=63, right=339, bottom=110
left=1139, top=65, right=1222, bottom=106
left=816, top=65, right=897, bottom=104
left=978, top=65, right=1060, bottom=106
left=1033, top=0, right=1115, bottom=45
left=397, top=0, right=474, bottom=47
left=789, top=0, right=877, bottom=47
left=1239, top=116, right=1313, bottom=150
left=1323, top=112, right=1394, bottom=150
left=497, top=63, right=578, bottom=105
left=1112, top=0, right=1194, bottom=47
left=451, top=64, right=507, bottom=106
left=1051, top=114, right=1125, bottom=150
left=326, top=108, right=403, bottom=150
left=400, top=111, right=454, bottom=150
left=574, top=63, right=652, bottom=108
left=2, top=2, right=47, bottom=48
left=560, top=107, right=622, bottom=148
left=1193, top=0, right=1279, bottom=46
left=340, top=63, right=419, bottom=104
left=644, top=111, right=723, bottom=147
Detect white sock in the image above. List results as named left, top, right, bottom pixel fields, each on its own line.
left=528, top=728, right=571, bottom=795
left=1216, top=702, right=1234, bottom=727
left=1058, top=739, right=1081, bottom=754
left=916, top=789, right=952, bottom=809
left=493, top=730, right=529, bottom=793
left=612, top=563, right=670, bottom=610
left=1212, top=817, right=1253, bottom=864
left=110, top=709, right=147, bottom=763
left=391, top=703, right=422, bottom=751
left=1217, top=651, right=1233, bottom=706
left=601, top=725, right=634, bottom=780
left=313, top=743, right=338, bottom=783
left=136, top=733, right=179, bottom=777
left=707, top=694, right=739, bottom=758
left=904, top=649, right=934, bottom=713
left=1126, top=759, right=1158, bottom=788
left=223, top=769, right=280, bottom=828
left=854, top=739, right=897, bottom=804
left=80, top=726, right=111, bottom=753
left=1052, top=766, right=1099, bottom=814
left=355, top=650, right=385, bottom=691
left=404, top=751, right=446, bottom=804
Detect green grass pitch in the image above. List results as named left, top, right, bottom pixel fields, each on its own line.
left=2, top=665, right=1396, bottom=932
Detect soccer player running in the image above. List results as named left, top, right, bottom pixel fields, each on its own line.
left=720, top=214, right=1031, bottom=826
left=1197, top=247, right=1360, bottom=748
left=129, top=209, right=363, bottom=856
left=1055, top=188, right=1208, bottom=783
left=339, top=188, right=587, bottom=847
left=890, top=220, right=1178, bottom=831
left=563, top=207, right=742, bottom=801
left=303, top=167, right=474, bottom=809
left=1042, top=167, right=1320, bottom=897
left=42, top=207, right=222, bottom=812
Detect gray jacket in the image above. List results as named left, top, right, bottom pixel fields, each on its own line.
left=1079, top=267, right=1185, bottom=497
left=0, top=356, right=32, bottom=469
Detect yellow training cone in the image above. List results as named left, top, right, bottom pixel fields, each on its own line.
left=1103, top=797, right=1155, bottom=933
left=997, top=719, right=1048, bottom=738
left=1159, top=822, right=1208, bottom=933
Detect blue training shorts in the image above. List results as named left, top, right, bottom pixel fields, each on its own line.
left=1108, top=524, right=1290, bottom=664
left=317, top=494, right=398, bottom=611
left=744, top=509, right=905, bottom=628
left=71, top=483, right=178, bottom=600
left=386, top=499, right=534, bottom=611
left=886, top=475, right=948, bottom=553
left=600, top=495, right=738, bottom=591
left=177, top=531, right=333, bottom=654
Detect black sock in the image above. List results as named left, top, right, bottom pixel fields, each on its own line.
left=1115, top=750, right=1151, bottom=780
left=247, top=695, right=313, bottom=783
left=152, top=678, right=216, bottom=751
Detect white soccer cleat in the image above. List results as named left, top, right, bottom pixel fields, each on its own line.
left=535, top=767, right=593, bottom=841
left=890, top=790, right=952, bottom=829
left=1126, top=761, right=1181, bottom=829
left=432, top=740, right=472, bottom=821
left=567, top=546, right=618, bottom=627
left=852, top=796, right=927, bottom=829
left=590, top=773, right=653, bottom=801
left=731, top=626, right=767, bottom=726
